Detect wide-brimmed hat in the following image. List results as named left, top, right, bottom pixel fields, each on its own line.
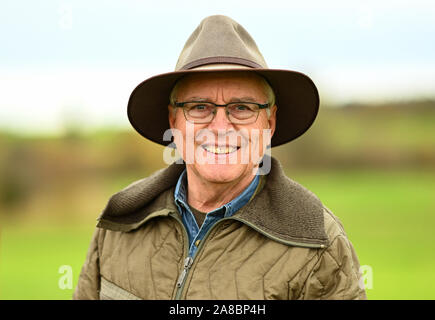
left=127, top=15, right=319, bottom=148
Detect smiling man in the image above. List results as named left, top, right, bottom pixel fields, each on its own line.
left=74, top=15, right=366, bottom=300
left=168, top=72, right=276, bottom=212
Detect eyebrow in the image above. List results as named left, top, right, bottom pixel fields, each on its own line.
left=183, top=96, right=209, bottom=102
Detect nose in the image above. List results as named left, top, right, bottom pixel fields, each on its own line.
left=207, top=107, right=233, bottom=131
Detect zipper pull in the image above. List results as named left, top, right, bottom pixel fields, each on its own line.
left=176, top=257, right=194, bottom=288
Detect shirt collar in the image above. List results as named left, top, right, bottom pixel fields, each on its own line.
left=174, top=169, right=260, bottom=217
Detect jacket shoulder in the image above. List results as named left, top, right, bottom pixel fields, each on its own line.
left=295, top=207, right=367, bottom=299
left=97, top=163, right=184, bottom=231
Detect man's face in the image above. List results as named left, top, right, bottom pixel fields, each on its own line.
left=168, top=71, right=277, bottom=185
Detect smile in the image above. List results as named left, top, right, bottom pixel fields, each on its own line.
left=201, top=145, right=240, bottom=154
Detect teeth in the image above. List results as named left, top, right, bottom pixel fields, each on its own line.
left=203, top=145, right=237, bottom=154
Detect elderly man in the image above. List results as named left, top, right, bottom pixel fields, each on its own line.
left=74, top=15, right=366, bottom=300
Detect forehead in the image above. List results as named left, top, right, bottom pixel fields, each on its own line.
left=175, top=71, right=267, bottom=100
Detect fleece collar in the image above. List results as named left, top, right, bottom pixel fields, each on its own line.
left=97, top=157, right=329, bottom=247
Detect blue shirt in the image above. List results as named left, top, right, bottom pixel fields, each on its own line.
left=174, top=170, right=260, bottom=258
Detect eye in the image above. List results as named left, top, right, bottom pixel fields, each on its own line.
left=236, top=105, right=248, bottom=110
left=193, top=104, right=207, bottom=110
left=232, top=104, right=256, bottom=112
left=186, top=103, right=213, bottom=115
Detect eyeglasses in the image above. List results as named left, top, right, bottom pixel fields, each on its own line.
left=174, top=101, right=269, bottom=124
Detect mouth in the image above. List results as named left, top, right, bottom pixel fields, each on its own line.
left=201, top=144, right=240, bottom=155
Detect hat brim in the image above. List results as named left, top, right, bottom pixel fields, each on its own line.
left=127, top=68, right=319, bottom=148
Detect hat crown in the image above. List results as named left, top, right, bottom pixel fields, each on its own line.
left=175, top=15, right=268, bottom=71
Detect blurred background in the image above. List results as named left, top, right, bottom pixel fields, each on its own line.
left=0, top=0, right=434, bottom=299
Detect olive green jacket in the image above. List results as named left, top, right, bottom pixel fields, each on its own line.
left=73, top=157, right=367, bottom=300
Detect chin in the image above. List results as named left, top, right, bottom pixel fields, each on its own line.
left=191, top=163, right=251, bottom=184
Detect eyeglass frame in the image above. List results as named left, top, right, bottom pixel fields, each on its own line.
left=173, top=100, right=270, bottom=124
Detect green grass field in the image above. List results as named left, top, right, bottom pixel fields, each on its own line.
left=1, top=169, right=434, bottom=299
left=291, top=169, right=435, bottom=299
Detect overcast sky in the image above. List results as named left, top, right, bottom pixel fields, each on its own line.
left=1, top=0, right=435, bottom=134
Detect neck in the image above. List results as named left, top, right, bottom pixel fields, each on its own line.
left=185, top=167, right=258, bottom=213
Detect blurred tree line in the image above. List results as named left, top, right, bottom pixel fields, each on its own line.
left=0, top=100, right=434, bottom=222
left=274, top=99, right=435, bottom=169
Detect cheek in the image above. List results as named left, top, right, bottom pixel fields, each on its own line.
left=256, top=113, right=272, bottom=145
left=172, top=120, right=205, bottom=162
left=245, top=125, right=272, bottom=161
left=257, top=112, right=271, bottom=129
left=172, top=111, right=185, bottom=129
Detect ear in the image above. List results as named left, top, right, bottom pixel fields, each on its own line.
left=168, top=104, right=176, bottom=129
left=268, top=105, right=277, bottom=138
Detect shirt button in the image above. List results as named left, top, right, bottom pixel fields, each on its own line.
left=195, top=239, right=201, bottom=247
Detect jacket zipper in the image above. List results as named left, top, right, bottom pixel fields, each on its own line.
left=176, top=257, right=193, bottom=288
left=172, top=216, right=226, bottom=300
left=170, top=214, right=326, bottom=299
left=168, top=213, right=191, bottom=299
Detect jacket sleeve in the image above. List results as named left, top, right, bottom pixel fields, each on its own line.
left=73, top=227, right=103, bottom=300
left=301, top=234, right=367, bottom=300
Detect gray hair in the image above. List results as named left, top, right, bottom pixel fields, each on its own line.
left=169, top=73, right=276, bottom=117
